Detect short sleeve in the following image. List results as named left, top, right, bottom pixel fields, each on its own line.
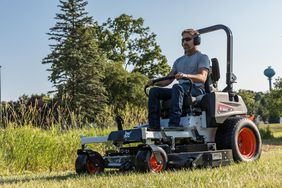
left=198, top=54, right=210, bottom=71
left=172, top=60, right=178, bottom=74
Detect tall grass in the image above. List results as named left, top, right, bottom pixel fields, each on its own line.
left=1, top=99, right=148, bottom=129
left=0, top=101, right=148, bottom=175
left=95, top=103, right=148, bottom=129
left=0, top=124, right=115, bottom=175
left=1, top=100, right=83, bottom=129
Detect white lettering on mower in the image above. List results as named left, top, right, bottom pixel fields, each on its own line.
left=124, top=131, right=132, bottom=139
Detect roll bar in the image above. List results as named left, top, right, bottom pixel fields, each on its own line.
left=197, top=24, right=237, bottom=98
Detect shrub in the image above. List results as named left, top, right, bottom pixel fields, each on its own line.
left=259, top=125, right=274, bottom=139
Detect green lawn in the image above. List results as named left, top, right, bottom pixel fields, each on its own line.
left=0, top=124, right=281, bottom=188
left=0, top=145, right=281, bottom=188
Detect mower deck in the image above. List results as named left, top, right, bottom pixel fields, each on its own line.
left=78, top=127, right=233, bottom=172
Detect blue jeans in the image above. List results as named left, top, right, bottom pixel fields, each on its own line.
left=148, top=83, right=204, bottom=128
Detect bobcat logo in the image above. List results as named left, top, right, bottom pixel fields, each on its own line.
left=124, top=131, right=132, bottom=139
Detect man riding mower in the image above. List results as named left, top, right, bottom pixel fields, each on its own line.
left=75, top=24, right=262, bottom=174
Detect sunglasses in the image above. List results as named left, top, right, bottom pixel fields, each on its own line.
left=181, top=37, right=193, bottom=43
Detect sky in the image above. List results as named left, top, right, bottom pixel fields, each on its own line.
left=0, top=0, right=281, bottom=101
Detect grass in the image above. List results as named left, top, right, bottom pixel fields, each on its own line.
left=0, top=124, right=114, bottom=175
left=0, top=145, right=281, bottom=187
left=259, top=123, right=282, bottom=144
left=0, top=124, right=281, bottom=187
left=266, top=124, right=282, bottom=137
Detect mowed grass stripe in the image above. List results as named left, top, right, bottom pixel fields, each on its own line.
left=0, top=145, right=281, bottom=188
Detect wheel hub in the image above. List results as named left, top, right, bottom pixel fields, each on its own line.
left=238, top=127, right=257, bottom=159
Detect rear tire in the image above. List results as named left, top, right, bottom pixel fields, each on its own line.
left=215, top=117, right=262, bottom=162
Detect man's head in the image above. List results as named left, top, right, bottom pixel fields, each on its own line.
left=181, top=29, right=200, bottom=55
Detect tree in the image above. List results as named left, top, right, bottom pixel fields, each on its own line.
left=96, top=14, right=170, bottom=79
left=237, top=90, right=256, bottom=115
left=103, top=62, right=148, bottom=110
left=273, top=77, right=282, bottom=89
left=254, top=92, right=268, bottom=122
left=237, top=90, right=269, bottom=122
left=266, top=77, right=282, bottom=123
left=42, top=0, right=107, bottom=121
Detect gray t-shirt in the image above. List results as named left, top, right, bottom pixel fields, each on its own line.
left=172, top=51, right=210, bottom=87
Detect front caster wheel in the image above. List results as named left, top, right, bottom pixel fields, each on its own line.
left=135, top=146, right=167, bottom=173
left=75, top=150, right=105, bottom=174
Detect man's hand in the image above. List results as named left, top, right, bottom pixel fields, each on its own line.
left=175, top=72, right=188, bottom=80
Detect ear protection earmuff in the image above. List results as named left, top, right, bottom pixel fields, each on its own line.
left=193, top=35, right=201, bottom=45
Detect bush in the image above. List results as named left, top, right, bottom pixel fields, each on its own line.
left=259, top=125, right=274, bottom=139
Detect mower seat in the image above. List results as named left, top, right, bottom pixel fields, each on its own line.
left=160, top=58, right=220, bottom=118
left=204, top=58, right=220, bottom=93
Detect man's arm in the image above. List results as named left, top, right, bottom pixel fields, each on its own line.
left=175, top=68, right=209, bottom=83
left=147, top=70, right=175, bottom=87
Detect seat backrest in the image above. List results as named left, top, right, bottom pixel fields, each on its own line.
left=204, top=58, right=220, bottom=93
left=211, top=58, right=220, bottom=83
